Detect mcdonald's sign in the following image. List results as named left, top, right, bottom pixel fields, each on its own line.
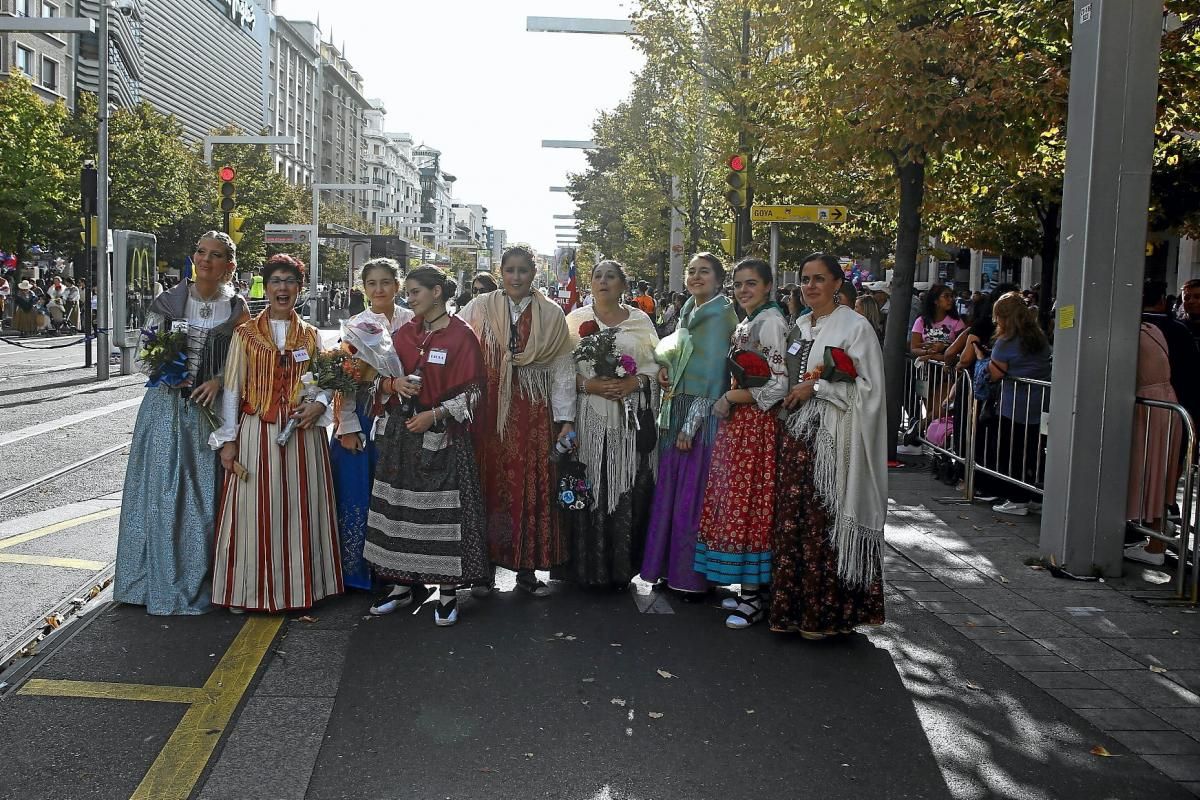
left=112, top=230, right=158, bottom=348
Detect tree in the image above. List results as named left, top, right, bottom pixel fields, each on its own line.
left=754, top=0, right=1071, bottom=454
left=0, top=71, right=80, bottom=266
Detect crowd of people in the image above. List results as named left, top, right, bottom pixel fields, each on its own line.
left=0, top=274, right=89, bottom=337
left=113, top=234, right=888, bottom=638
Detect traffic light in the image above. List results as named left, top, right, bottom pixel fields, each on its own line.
left=80, top=161, right=97, bottom=216
left=218, top=165, right=237, bottom=213
left=724, top=153, right=749, bottom=208
left=229, top=214, right=246, bottom=246
left=720, top=221, right=736, bottom=257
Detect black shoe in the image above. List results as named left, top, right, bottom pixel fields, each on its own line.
left=370, top=585, right=414, bottom=615
left=515, top=571, right=550, bottom=598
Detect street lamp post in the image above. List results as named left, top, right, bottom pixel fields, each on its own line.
left=201, top=135, right=298, bottom=166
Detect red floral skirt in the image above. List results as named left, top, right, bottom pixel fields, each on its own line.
left=695, top=404, right=777, bottom=584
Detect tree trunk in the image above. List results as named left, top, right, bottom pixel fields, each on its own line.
left=1038, top=201, right=1060, bottom=332
left=884, top=158, right=925, bottom=458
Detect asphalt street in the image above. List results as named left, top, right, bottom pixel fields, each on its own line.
left=0, top=333, right=1197, bottom=799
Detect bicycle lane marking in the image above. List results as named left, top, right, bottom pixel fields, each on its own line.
left=16, top=615, right=284, bottom=800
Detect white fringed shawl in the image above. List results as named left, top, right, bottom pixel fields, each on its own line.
left=566, top=305, right=661, bottom=513
left=785, top=305, right=888, bottom=588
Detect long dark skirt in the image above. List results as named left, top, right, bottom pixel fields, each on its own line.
left=771, top=431, right=885, bottom=635
left=558, top=452, right=656, bottom=587
left=363, top=421, right=490, bottom=585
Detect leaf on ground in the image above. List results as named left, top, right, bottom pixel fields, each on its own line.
left=524, top=753, right=534, bottom=759
left=1029, top=565, right=1046, bottom=571
left=611, top=698, right=626, bottom=707
left=1090, top=745, right=1119, bottom=757
left=298, top=615, right=318, bottom=623
left=965, top=682, right=983, bottom=691
left=580, top=700, right=589, bottom=706
left=745, top=709, right=756, bottom=714
left=998, top=576, right=1010, bottom=584
left=972, top=525, right=984, bottom=532
left=1150, top=665, right=1169, bottom=674
left=1173, top=630, right=1181, bottom=635
left=958, top=514, right=970, bottom=520
left=554, top=632, right=564, bottom=637
left=564, top=635, right=577, bottom=641
left=656, top=669, right=677, bottom=679
left=610, top=642, right=623, bottom=647
left=648, top=712, right=664, bottom=719
left=581, top=677, right=596, bottom=683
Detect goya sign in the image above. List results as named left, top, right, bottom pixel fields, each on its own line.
left=207, top=0, right=257, bottom=32
left=750, top=205, right=849, bottom=224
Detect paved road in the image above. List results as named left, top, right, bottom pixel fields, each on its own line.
left=0, top=333, right=1196, bottom=799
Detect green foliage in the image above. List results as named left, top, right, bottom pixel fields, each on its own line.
left=0, top=71, right=80, bottom=262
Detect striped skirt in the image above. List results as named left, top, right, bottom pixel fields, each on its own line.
left=364, top=420, right=489, bottom=585
left=212, top=414, right=343, bottom=611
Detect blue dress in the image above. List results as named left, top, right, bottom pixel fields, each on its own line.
left=330, top=403, right=377, bottom=590
left=114, top=285, right=244, bottom=615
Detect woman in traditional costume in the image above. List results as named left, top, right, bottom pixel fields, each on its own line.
left=695, top=259, right=790, bottom=628
left=364, top=267, right=489, bottom=625
left=210, top=255, right=342, bottom=612
left=642, top=253, right=739, bottom=599
left=775, top=253, right=886, bottom=638
left=115, top=232, right=247, bottom=615
left=459, top=245, right=576, bottom=597
left=330, top=258, right=412, bottom=591
left=562, top=260, right=660, bottom=587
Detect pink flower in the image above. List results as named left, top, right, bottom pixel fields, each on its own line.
left=619, top=353, right=638, bottom=375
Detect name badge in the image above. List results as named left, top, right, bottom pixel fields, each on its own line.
left=428, top=348, right=448, bottom=366
left=170, top=320, right=189, bottom=333
left=787, top=341, right=803, bottom=355
left=293, top=348, right=310, bottom=363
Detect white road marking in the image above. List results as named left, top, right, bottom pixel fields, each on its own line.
left=0, top=396, right=142, bottom=447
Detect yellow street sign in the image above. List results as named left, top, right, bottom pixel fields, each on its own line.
left=750, top=205, right=849, bottom=224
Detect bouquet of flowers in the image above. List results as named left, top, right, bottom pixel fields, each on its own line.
left=139, top=324, right=190, bottom=389
left=727, top=348, right=772, bottom=389
left=278, top=349, right=374, bottom=446
left=802, top=346, right=859, bottom=383
left=574, top=321, right=638, bottom=379
left=340, top=314, right=403, bottom=379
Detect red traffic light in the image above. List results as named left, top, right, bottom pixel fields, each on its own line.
left=728, top=154, right=746, bottom=172
left=218, top=165, right=237, bottom=182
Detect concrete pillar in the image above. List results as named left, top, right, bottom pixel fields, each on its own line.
left=1039, top=0, right=1162, bottom=576
left=1020, top=256, right=1035, bottom=290
left=969, top=249, right=983, bottom=292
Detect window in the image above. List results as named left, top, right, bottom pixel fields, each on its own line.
left=14, top=45, right=32, bottom=74
left=13, top=0, right=29, bottom=16
left=41, top=56, right=57, bottom=91
left=41, top=1, right=57, bottom=17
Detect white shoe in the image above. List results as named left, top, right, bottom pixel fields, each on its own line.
left=370, top=585, right=414, bottom=616
left=228, top=607, right=245, bottom=615
left=992, top=500, right=1029, bottom=516
left=1124, top=543, right=1166, bottom=566
left=896, top=444, right=924, bottom=456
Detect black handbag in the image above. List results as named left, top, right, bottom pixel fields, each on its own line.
left=635, top=383, right=657, bottom=454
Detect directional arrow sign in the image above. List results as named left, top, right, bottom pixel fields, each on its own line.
left=750, top=205, right=849, bottom=224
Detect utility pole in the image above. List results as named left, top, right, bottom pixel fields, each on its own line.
left=736, top=6, right=752, bottom=259
left=95, top=0, right=110, bottom=380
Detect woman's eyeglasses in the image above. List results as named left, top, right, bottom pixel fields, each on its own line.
left=267, top=277, right=301, bottom=287
left=472, top=285, right=489, bottom=294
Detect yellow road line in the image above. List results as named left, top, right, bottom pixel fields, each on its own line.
left=19, top=679, right=210, bottom=705
left=130, top=615, right=283, bottom=800
left=0, top=508, right=121, bottom=551
left=0, top=554, right=110, bottom=570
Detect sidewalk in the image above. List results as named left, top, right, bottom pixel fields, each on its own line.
left=888, top=463, right=1200, bottom=792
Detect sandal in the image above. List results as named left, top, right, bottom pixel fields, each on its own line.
left=725, top=592, right=767, bottom=629
left=434, top=595, right=459, bottom=627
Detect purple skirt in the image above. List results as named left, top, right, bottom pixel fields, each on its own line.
left=640, top=438, right=716, bottom=592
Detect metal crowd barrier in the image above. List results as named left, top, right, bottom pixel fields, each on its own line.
left=902, top=358, right=977, bottom=500
left=900, top=358, right=1200, bottom=601
left=971, top=374, right=1050, bottom=501
left=1127, top=397, right=1199, bottom=602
